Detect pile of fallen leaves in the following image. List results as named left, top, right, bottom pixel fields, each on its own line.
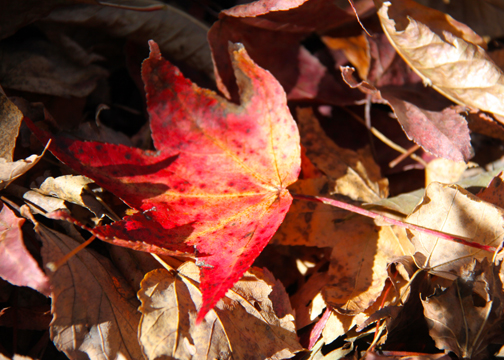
left=3, top=0, right=504, bottom=359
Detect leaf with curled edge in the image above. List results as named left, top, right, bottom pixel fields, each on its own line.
left=25, top=40, right=300, bottom=322
left=377, top=0, right=504, bottom=118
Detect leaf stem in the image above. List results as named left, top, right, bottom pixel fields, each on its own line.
left=291, top=193, right=496, bottom=252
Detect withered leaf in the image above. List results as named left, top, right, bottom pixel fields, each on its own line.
left=25, top=209, right=143, bottom=360
left=407, top=182, right=504, bottom=279
left=422, top=259, right=504, bottom=360
left=297, top=107, right=388, bottom=202
left=0, top=93, right=23, bottom=162
left=138, top=262, right=302, bottom=360
left=377, top=1, right=504, bottom=118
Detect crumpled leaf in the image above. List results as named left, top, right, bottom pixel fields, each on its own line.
left=0, top=150, right=46, bottom=191
left=377, top=0, right=504, bottom=118
left=0, top=201, right=50, bottom=296
left=22, top=207, right=143, bottom=360
left=35, top=175, right=108, bottom=220
left=0, top=93, right=23, bottom=162
left=138, top=262, right=302, bottom=360
left=422, top=259, right=504, bottom=360
left=297, top=107, right=388, bottom=202
left=26, top=40, right=301, bottom=322
left=476, top=171, right=504, bottom=209
left=45, top=2, right=213, bottom=77
left=407, top=182, right=504, bottom=279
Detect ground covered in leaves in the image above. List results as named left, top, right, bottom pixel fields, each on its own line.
left=3, top=0, right=504, bottom=359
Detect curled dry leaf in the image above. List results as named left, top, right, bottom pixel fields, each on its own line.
left=138, top=262, right=302, bottom=360
left=377, top=1, right=504, bottom=118
left=297, top=107, right=388, bottom=202
left=422, top=259, right=504, bottom=360
left=476, top=171, right=504, bottom=209
left=26, top=40, right=301, bottom=322
left=0, top=149, right=47, bottom=191
left=24, top=208, right=143, bottom=360
left=407, top=182, right=504, bottom=279
left=0, top=201, right=50, bottom=296
left=35, top=175, right=108, bottom=220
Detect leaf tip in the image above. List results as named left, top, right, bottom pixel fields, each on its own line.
left=147, top=40, right=162, bottom=60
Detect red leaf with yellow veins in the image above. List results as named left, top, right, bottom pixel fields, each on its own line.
left=26, top=40, right=300, bottom=322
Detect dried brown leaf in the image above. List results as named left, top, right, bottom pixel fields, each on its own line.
left=407, top=182, right=504, bottom=279
left=422, top=259, right=504, bottom=360
left=137, top=262, right=301, bottom=360
left=297, top=107, right=388, bottom=202
left=377, top=1, right=504, bottom=118
left=24, top=208, right=143, bottom=360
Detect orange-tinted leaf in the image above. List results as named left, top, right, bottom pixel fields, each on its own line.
left=0, top=201, right=50, bottom=296
left=26, top=41, right=300, bottom=322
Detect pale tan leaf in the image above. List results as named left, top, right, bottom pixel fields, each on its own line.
left=407, top=182, right=504, bottom=279
left=138, top=262, right=301, bottom=360
left=24, top=208, right=143, bottom=360
left=425, top=158, right=468, bottom=186
left=377, top=1, right=504, bottom=118
left=0, top=153, right=45, bottom=190
left=297, top=107, right=388, bottom=202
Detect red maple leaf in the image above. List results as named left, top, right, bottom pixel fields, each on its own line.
left=26, top=41, right=300, bottom=321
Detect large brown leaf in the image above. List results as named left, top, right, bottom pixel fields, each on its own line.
left=377, top=0, right=504, bottom=118
left=24, top=208, right=143, bottom=360
left=407, top=182, right=504, bottom=279
left=422, top=259, right=504, bottom=360
left=138, top=262, right=302, bottom=360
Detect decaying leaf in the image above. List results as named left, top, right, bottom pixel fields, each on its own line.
left=23, top=207, right=143, bottom=360
left=407, top=182, right=504, bottom=279
left=297, top=107, right=388, bottom=202
left=138, top=262, right=302, bottom=360
left=26, top=40, right=301, bottom=321
left=0, top=201, right=50, bottom=296
left=377, top=0, right=504, bottom=118
left=422, top=259, right=504, bottom=360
